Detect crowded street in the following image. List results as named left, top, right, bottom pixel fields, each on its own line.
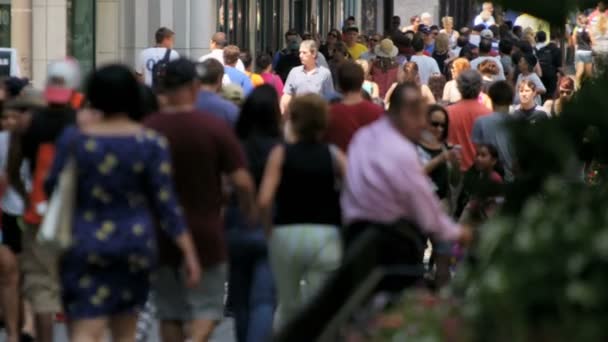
left=0, top=0, right=608, bottom=341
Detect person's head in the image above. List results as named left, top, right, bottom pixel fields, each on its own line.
left=239, top=50, right=254, bottom=72
left=598, top=1, right=607, bottom=11
left=442, top=16, right=454, bottom=31
left=435, top=33, right=450, bottom=54
left=478, top=59, right=500, bottom=78
left=401, top=62, right=420, bottom=84
left=473, top=24, right=487, bottom=34
left=85, top=64, right=143, bottom=121
left=460, top=27, right=471, bottom=38
left=368, top=33, right=381, bottom=50
left=451, top=57, right=471, bottom=79
left=421, top=12, right=433, bottom=26
left=482, top=2, right=494, bottom=14
left=419, top=25, right=434, bottom=45
left=344, top=26, right=360, bottom=45
left=475, top=143, right=499, bottom=172
left=428, top=74, right=447, bottom=104
left=255, top=53, right=273, bottom=73
left=479, top=38, right=493, bottom=55
left=499, top=23, right=511, bottom=39
left=161, top=58, right=200, bottom=105
left=1, top=107, right=20, bottom=131
left=355, top=59, right=371, bottom=79
left=523, top=27, right=536, bottom=45
left=459, top=43, right=479, bottom=60
left=337, top=61, right=365, bottom=93
left=456, top=35, right=469, bottom=48
left=387, top=82, right=427, bottom=142
left=327, top=29, right=341, bottom=44
left=391, top=15, right=401, bottom=29
left=300, top=40, right=317, bottom=68
left=223, top=45, right=241, bottom=67
left=518, top=53, right=537, bottom=74
left=210, top=32, right=228, bottom=50
left=45, top=59, right=81, bottom=106
left=301, top=31, right=313, bottom=41
left=410, top=15, right=421, bottom=27
left=197, top=58, right=224, bottom=91
left=236, top=84, right=281, bottom=139
left=515, top=39, right=534, bottom=54
left=499, top=39, right=513, bottom=56
left=557, top=76, right=575, bottom=101
left=430, top=25, right=440, bottom=38
left=288, top=94, right=329, bottom=142
left=285, top=28, right=299, bottom=44
left=332, top=42, right=350, bottom=61
left=578, top=13, right=588, bottom=26
left=489, top=25, right=499, bottom=39
left=155, top=27, right=175, bottom=48
left=358, top=34, right=369, bottom=45
left=488, top=81, right=514, bottom=109
left=457, top=70, right=483, bottom=100
left=346, top=16, right=356, bottom=27
left=536, top=30, right=547, bottom=43
left=412, top=33, right=425, bottom=53
left=426, top=104, right=449, bottom=142
left=518, top=79, right=538, bottom=106
left=513, top=25, right=523, bottom=38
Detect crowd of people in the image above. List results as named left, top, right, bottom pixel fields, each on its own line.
left=0, top=1, right=606, bottom=341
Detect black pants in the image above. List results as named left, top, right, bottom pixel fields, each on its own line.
left=1, top=212, right=22, bottom=254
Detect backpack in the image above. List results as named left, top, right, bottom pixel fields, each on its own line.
left=537, top=46, right=556, bottom=81
left=151, top=48, right=172, bottom=90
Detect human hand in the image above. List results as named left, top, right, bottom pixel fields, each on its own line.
left=184, top=254, right=202, bottom=289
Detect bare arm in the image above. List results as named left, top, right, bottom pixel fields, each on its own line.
left=280, top=94, right=292, bottom=115
left=372, top=82, right=380, bottom=99
left=258, top=145, right=285, bottom=235
left=384, top=83, right=398, bottom=110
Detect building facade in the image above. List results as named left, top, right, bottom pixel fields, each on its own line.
left=4, top=0, right=472, bottom=86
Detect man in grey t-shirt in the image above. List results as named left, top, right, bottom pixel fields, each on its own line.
left=472, top=81, right=516, bottom=181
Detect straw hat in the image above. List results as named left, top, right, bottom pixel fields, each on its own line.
left=374, top=39, right=398, bottom=58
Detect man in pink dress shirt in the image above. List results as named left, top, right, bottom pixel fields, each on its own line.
left=342, top=82, right=471, bottom=247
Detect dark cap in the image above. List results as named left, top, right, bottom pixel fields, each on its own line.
left=3, top=77, right=29, bottom=98
left=162, top=58, right=198, bottom=91
left=418, top=24, right=431, bottom=34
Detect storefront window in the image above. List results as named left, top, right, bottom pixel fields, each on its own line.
left=67, top=0, right=95, bottom=76
left=0, top=2, right=10, bottom=47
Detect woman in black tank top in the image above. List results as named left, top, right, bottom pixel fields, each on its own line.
left=258, top=94, right=346, bottom=328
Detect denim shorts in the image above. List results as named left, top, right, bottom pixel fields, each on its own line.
left=575, top=50, right=593, bottom=64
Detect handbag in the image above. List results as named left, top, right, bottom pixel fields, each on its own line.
left=37, top=156, right=77, bottom=251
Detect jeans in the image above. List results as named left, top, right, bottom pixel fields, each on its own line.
left=227, top=229, right=275, bottom=342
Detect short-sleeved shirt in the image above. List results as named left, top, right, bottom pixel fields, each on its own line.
left=470, top=56, right=506, bottom=81
left=224, top=66, right=254, bottom=96
left=324, top=101, right=384, bottom=152
left=472, top=112, right=516, bottom=182
left=408, top=55, right=440, bottom=85
left=447, top=99, right=492, bottom=171
left=283, top=65, right=335, bottom=98
left=514, top=73, right=546, bottom=105
left=347, top=43, right=369, bottom=60
left=144, top=111, right=246, bottom=267
left=137, top=47, right=180, bottom=86
left=195, top=90, right=240, bottom=127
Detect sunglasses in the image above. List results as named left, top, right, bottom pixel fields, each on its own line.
left=560, top=89, right=574, bottom=96
left=431, top=121, right=446, bottom=128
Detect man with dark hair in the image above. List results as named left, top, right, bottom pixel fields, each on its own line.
left=145, top=58, right=255, bottom=342
left=389, top=15, right=402, bottom=35
left=324, top=61, right=383, bottom=152
left=535, top=30, right=562, bottom=102
left=223, top=45, right=253, bottom=95
left=136, top=27, right=180, bottom=86
left=447, top=70, right=492, bottom=171
left=199, top=32, right=246, bottom=73
left=470, top=38, right=505, bottom=80
left=344, top=26, right=368, bottom=60
left=472, top=80, right=516, bottom=181
left=410, top=33, right=440, bottom=85
left=499, top=39, right=514, bottom=80
left=342, top=81, right=471, bottom=264
left=195, top=58, right=239, bottom=126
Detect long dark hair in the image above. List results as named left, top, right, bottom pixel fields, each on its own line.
left=235, top=84, right=282, bottom=140
left=428, top=104, right=450, bottom=142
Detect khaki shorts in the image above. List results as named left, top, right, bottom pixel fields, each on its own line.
left=19, top=222, right=62, bottom=313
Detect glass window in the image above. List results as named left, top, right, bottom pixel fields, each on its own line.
left=67, top=0, right=95, bottom=76
left=217, top=0, right=249, bottom=50
left=0, top=3, right=10, bottom=47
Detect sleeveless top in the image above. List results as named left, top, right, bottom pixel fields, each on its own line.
left=274, top=142, right=341, bottom=226
left=362, top=81, right=374, bottom=95
left=576, top=26, right=592, bottom=51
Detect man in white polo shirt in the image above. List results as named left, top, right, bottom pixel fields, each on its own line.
left=136, top=27, right=180, bottom=87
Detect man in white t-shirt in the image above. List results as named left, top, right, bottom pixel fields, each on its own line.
left=474, top=2, right=496, bottom=29
left=409, top=34, right=440, bottom=85
left=199, top=32, right=245, bottom=72
left=136, top=27, right=180, bottom=87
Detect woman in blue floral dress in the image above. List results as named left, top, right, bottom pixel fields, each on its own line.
left=45, top=65, right=200, bottom=341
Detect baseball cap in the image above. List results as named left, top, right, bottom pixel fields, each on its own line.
left=481, top=29, right=494, bottom=39
left=162, top=58, right=198, bottom=91
left=45, top=59, right=81, bottom=104
left=418, top=24, right=431, bottom=35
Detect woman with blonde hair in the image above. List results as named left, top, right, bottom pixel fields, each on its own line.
left=432, top=33, right=454, bottom=76
left=384, top=62, right=436, bottom=108
left=440, top=16, right=460, bottom=48
left=355, top=59, right=380, bottom=98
